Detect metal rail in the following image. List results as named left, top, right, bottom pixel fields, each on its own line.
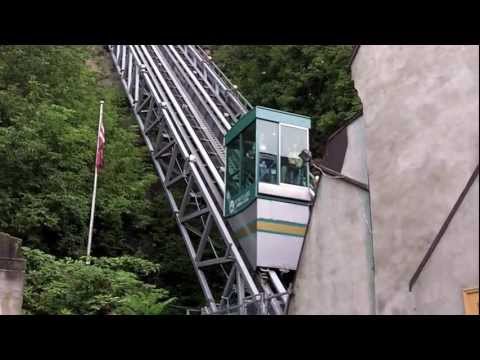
left=109, top=45, right=288, bottom=315
left=177, top=45, right=252, bottom=121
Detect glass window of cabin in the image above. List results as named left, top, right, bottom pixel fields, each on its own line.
left=280, top=125, right=308, bottom=187
left=240, top=122, right=256, bottom=192
left=226, top=135, right=241, bottom=204
left=257, top=120, right=278, bottom=184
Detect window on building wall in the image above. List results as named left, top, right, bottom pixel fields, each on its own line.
left=280, top=125, right=308, bottom=187
left=257, top=120, right=278, bottom=184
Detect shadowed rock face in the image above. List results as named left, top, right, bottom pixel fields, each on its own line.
left=0, top=233, right=25, bottom=315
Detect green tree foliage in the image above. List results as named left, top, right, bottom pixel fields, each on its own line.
left=0, top=45, right=145, bottom=255
left=22, top=246, right=174, bottom=315
left=0, top=46, right=202, bottom=311
left=208, top=45, right=362, bottom=156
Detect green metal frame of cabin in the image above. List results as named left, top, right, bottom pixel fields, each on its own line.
left=225, top=106, right=311, bottom=145
left=224, top=107, right=311, bottom=218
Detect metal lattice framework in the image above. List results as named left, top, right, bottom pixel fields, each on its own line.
left=109, top=45, right=289, bottom=315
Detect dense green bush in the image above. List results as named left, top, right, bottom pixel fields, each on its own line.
left=22, top=246, right=174, bottom=315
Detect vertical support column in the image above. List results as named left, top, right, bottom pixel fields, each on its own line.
left=0, top=233, right=26, bottom=315
left=179, top=173, right=195, bottom=218
left=165, top=145, right=179, bottom=183
left=115, top=45, right=121, bottom=62
left=134, top=64, right=142, bottom=105
left=127, top=50, right=133, bottom=91
left=136, top=65, right=147, bottom=112
left=121, top=45, right=127, bottom=75
left=236, top=264, right=246, bottom=315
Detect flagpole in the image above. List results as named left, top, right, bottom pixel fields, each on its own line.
left=86, top=100, right=104, bottom=264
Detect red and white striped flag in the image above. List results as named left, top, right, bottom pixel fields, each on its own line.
left=95, top=118, right=105, bottom=170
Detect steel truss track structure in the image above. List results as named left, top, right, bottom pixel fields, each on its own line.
left=109, top=45, right=289, bottom=315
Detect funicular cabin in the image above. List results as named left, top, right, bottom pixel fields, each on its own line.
left=224, top=106, right=312, bottom=271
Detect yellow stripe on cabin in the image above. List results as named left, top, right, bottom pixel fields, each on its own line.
left=257, top=221, right=306, bottom=237
left=233, top=220, right=307, bottom=240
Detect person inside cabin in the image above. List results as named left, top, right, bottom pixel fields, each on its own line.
left=284, top=151, right=304, bottom=185
left=259, top=153, right=277, bottom=183
left=280, top=125, right=308, bottom=187
left=281, top=145, right=308, bottom=187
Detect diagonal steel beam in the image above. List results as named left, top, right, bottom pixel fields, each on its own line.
left=195, top=214, right=213, bottom=261
left=197, top=257, right=233, bottom=268
left=181, top=207, right=210, bottom=224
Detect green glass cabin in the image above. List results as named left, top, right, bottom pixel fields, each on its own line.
left=224, top=106, right=312, bottom=218
left=224, top=106, right=312, bottom=270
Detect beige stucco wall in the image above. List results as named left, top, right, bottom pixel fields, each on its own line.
left=351, top=45, right=479, bottom=314
left=412, top=176, right=479, bottom=314
left=0, top=233, right=25, bottom=315
left=289, top=117, right=374, bottom=314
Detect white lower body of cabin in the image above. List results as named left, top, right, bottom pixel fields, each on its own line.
left=227, top=198, right=310, bottom=270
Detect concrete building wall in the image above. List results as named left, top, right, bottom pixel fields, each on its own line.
left=289, top=117, right=374, bottom=314
left=0, top=233, right=25, bottom=315
left=342, top=117, right=369, bottom=185
left=351, top=45, right=479, bottom=314
left=0, top=270, right=25, bottom=315
left=413, top=176, right=479, bottom=314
